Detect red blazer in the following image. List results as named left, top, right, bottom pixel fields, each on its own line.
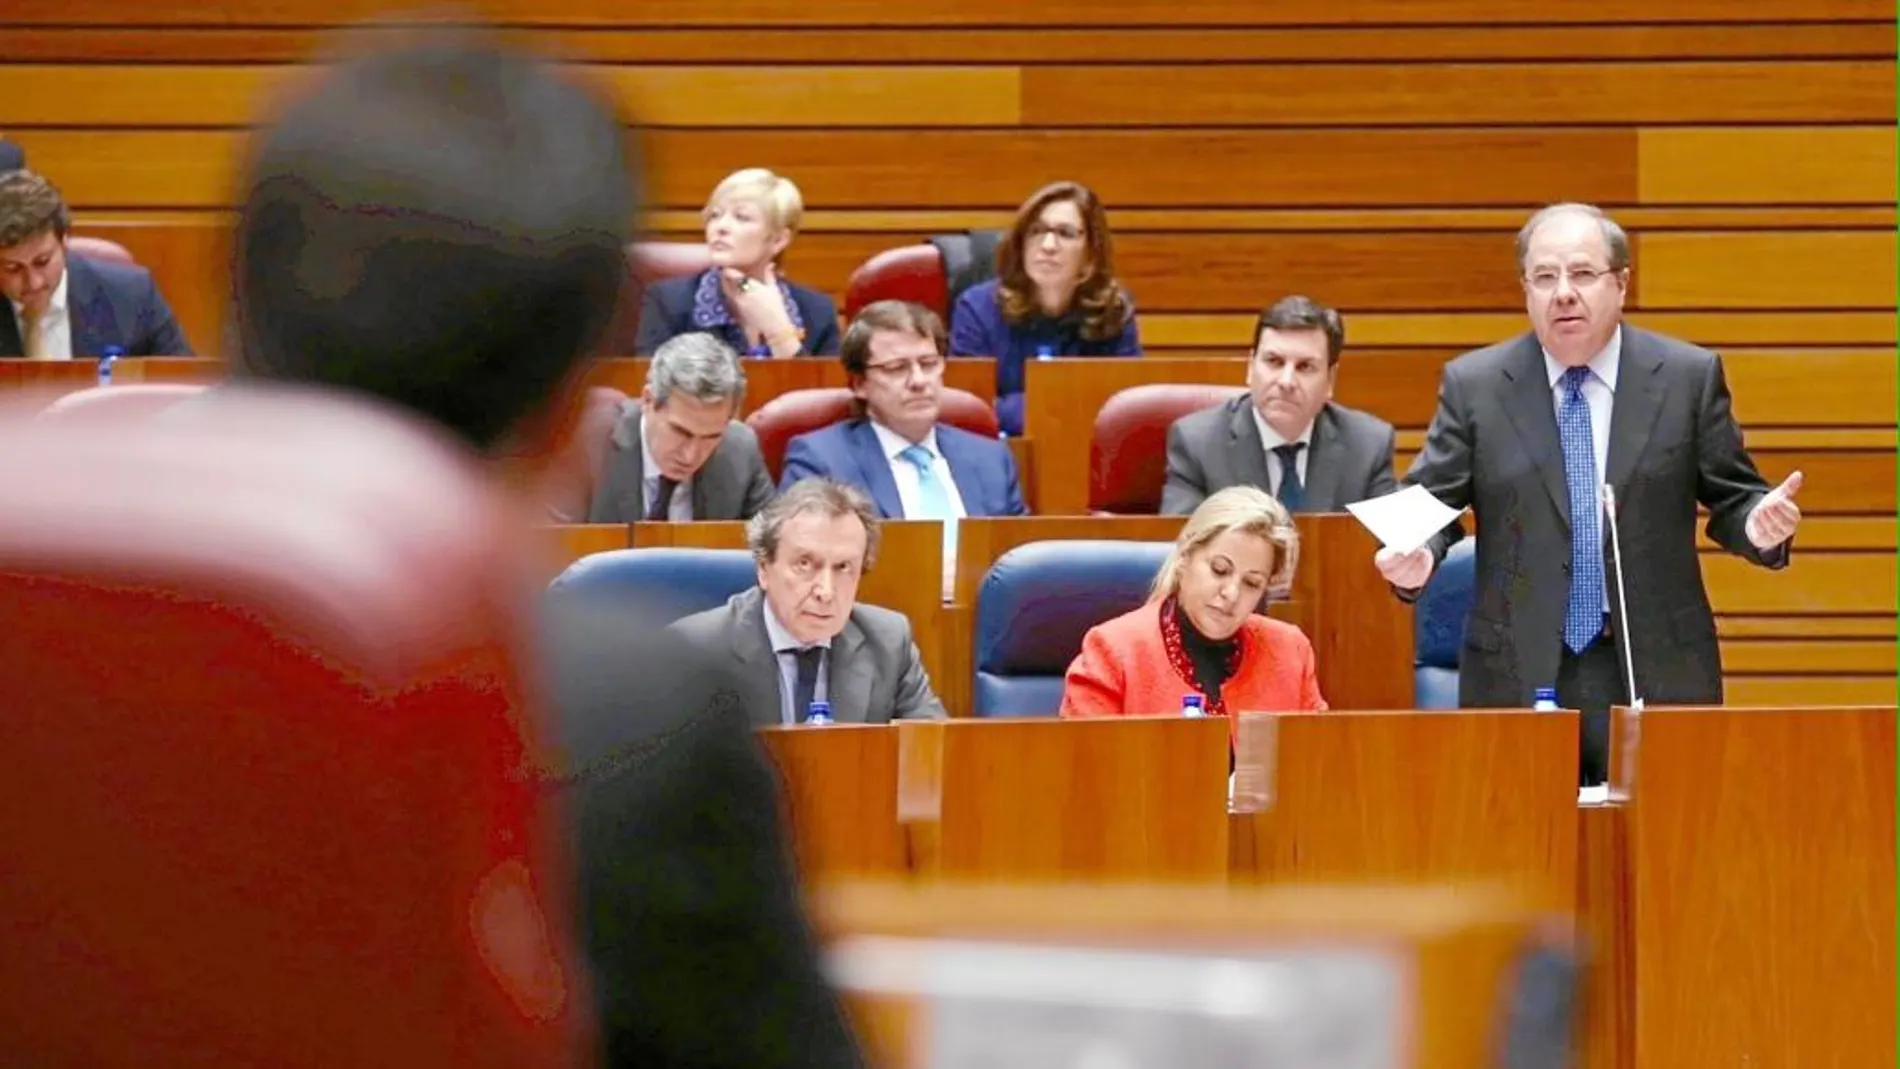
left=1059, top=601, right=1327, bottom=719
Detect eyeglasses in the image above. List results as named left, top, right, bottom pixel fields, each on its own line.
left=1525, top=265, right=1616, bottom=292
left=1026, top=223, right=1086, bottom=244
left=864, top=355, right=945, bottom=380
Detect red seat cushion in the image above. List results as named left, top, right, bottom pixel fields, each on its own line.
left=1090, top=383, right=1248, bottom=514
left=843, top=244, right=947, bottom=319
left=0, top=389, right=588, bottom=1069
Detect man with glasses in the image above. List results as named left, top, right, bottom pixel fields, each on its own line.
left=782, top=299, right=1027, bottom=521
left=1374, top=202, right=1803, bottom=786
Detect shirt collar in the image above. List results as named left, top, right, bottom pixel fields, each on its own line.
left=1543, top=325, right=1622, bottom=392
left=10, top=267, right=68, bottom=322
left=1249, top=403, right=1315, bottom=451
left=870, top=419, right=939, bottom=462
left=761, top=595, right=831, bottom=653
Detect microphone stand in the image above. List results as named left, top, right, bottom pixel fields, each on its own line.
left=1600, top=484, right=1643, bottom=801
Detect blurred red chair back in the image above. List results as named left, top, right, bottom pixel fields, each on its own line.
left=602, top=241, right=714, bottom=354
left=746, top=386, right=998, bottom=480
left=1090, top=383, right=1247, bottom=514
left=66, top=235, right=136, bottom=265
left=0, top=390, right=590, bottom=1069
left=844, top=244, right=946, bottom=319
left=36, top=383, right=205, bottom=422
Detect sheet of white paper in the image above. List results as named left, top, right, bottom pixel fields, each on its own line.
left=1577, top=785, right=1611, bottom=805
left=1344, top=485, right=1464, bottom=554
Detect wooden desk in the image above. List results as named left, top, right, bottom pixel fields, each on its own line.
left=0, top=357, right=224, bottom=393
left=1024, top=357, right=1244, bottom=514
left=896, top=717, right=1231, bottom=882
left=755, top=724, right=908, bottom=880
left=585, top=357, right=995, bottom=417
left=536, top=523, right=631, bottom=582
left=817, top=881, right=1574, bottom=1069
left=1228, top=709, right=1580, bottom=911
left=1616, top=704, right=1896, bottom=1069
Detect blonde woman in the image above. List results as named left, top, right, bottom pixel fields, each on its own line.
left=1060, top=486, right=1326, bottom=719
left=634, top=167, right=840, bottom=357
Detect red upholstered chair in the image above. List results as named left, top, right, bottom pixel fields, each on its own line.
left=1090, top=383, right=1248, bottom=514
left=746, top=386, right=999, bottom=481
left=66, top=234, right=136, bottom=265
left=35, top=383, right=205, bottom=422
left=0, top=390, right=588, bottom=1069
left=602, top=241, right=715, bottom=354
left=843, top=243, right=947, bottom=319
left=535, top=383, right=631, bottom=522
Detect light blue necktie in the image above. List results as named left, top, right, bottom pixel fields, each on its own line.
left=898, top=444, right=957, bottom=524
left=1558, top=367, right=1604, bottom=653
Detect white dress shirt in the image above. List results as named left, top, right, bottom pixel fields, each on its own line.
left=872, top=421, right=967, bottom=601
left=10, top=270, right=72, bottom=361
left=1248, top=405, right=1315, bottom=496
left=1543, top=326, right=1622, bottom=612
left=639, top=415, right=695, bottom=521
left=761, top=596, right=830, bottom=726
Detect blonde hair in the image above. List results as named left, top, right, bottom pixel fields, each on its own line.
left=1151, top=486, right=1299, bottom=601
left=705, top=167, right=804, bottom=237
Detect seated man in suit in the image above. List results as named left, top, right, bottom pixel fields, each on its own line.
left=582, top=331, right=775, bottom=522
left=1162, top=294, right=1395, bottom=514
left=0, top=170, right=192, bottom=359
left=669, top=476, right=947, bottom=726
left=781, top=299, right=1027, bottom=519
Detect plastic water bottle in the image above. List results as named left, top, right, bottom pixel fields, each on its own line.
left=804, top=700, right=834, bottom=726
left=1034, top=344, right=1055, bottom=362
left=1532, top=687, right=1560, bottom=712
left=98, top=345, right=124, bottom=386
left=1181, top=694, right=1206, bottom=718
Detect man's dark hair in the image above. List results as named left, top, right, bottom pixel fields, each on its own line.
left=1253, top=294, right=1345, bottom=367
left=232, top=28, right=637, bottom=451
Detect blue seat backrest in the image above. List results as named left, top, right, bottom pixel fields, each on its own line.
left=972, top=540, right=1172, bottom=718
left=547, top=547, right=756, bottom=624
left=1413, top=539, right=1476, bottom=709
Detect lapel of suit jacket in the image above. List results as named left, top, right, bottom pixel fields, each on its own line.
left=1603, top=326, right=1669, bottom=502
left=590, top=402, right=649, bottom=522
left=826, top=616, right=873, bottom=723
left=0, top=301, right=21, bottom=357
left=1225, top=396, right=1276, bottom=494
left=690, top=432, right=724, bottom=519
left=1302, top=405, right=1348, bottom=512
left=847, top=420, right=905, bottom=518
left=1498, top=334, right=1572, bottom=530
left=729, top=588, right=788, bottom=729
left=934, top=424, right=989, bottom=516
left=66, top=257, right=116, bottom=358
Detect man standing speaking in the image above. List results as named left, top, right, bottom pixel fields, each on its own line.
left=1376, top=203, right=1803, bottom=785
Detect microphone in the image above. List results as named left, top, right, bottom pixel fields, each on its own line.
left=1599, top=484, right=1644, bottom=798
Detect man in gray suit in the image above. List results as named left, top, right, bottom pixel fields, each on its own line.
left=1376, top=203, right=1804, bottom=785
left=584, top=331, right=775, bottom=522
left=1162, top=295, right=1397, bottom=515
left=669, top=477, right=946, bottom=727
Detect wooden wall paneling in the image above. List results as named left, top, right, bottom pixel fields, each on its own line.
left=1726, top=676, right=1899, bottom=704
left=1637, top=126, right=1898, bottom=204
left=1638, top=231, right=1899, bottom=309
left=1702, top=553, right=1897, bottom=615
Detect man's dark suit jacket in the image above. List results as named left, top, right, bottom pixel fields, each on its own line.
left=587, top=402, right=776, bottom=523
left=540, top=596, right=866, bottom=1069
left=0, top=138, right=24, bottom=172
left=1161, top=396, right=1398, bottom=514
left=1406, top=325, right=1784, bottom=711
left=632, top=271, right=840, bottom=357
left=0, top=255, right=193, bottom=358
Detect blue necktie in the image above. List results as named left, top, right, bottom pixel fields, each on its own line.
left=1558, top=367, right=1603, bottom=653
left=899, top=444, right=957, bottom=524
left=1272, top=443, right=1305, bottom=512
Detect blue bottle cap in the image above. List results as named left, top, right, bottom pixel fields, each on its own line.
left=1533, top=686, right=1558, bottom=701
left=805, top=701, right=833, bottom=725
left=1181, top=694, right=1206, bottom=717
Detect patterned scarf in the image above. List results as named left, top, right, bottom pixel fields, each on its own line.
left=689, top=269, right=807, bottom=355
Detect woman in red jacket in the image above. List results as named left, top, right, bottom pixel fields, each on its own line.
left=1060, top=486, right=1327, bottom=719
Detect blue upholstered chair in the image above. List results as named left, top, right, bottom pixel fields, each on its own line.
left=972, top=539, right=1172, bottom=718
left=547, top=547, right=755, bottom=624
left=1413, top=539, right=1477, bottom=709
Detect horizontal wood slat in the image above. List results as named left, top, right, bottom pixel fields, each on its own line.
left=20, top=128, right=1896, bottom=213
left=1151, top=311, right=1898, bottom=348
left=1638, top=231, right=1899, bottom=309
left=1718, top=639, right=1895, bottom=675
left=1724, top=676, right=1898, bottom=705
left=1703, top=553, right=1895, bottom=614
left=1, top=0, right=1886, bottom=27
left=1718, top=616, right=1895, bottom=639
left=1021, top=61, right=1897, bottom=126
left=4, top=24, right=1895, bottom=64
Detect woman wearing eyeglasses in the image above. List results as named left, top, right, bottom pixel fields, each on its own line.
left=948, top=181, right=1142, bottom=436
left=634, top=168, right=841, bottom=358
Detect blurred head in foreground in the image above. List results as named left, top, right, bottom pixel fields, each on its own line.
left=231, top=26, right=637, bottom=452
